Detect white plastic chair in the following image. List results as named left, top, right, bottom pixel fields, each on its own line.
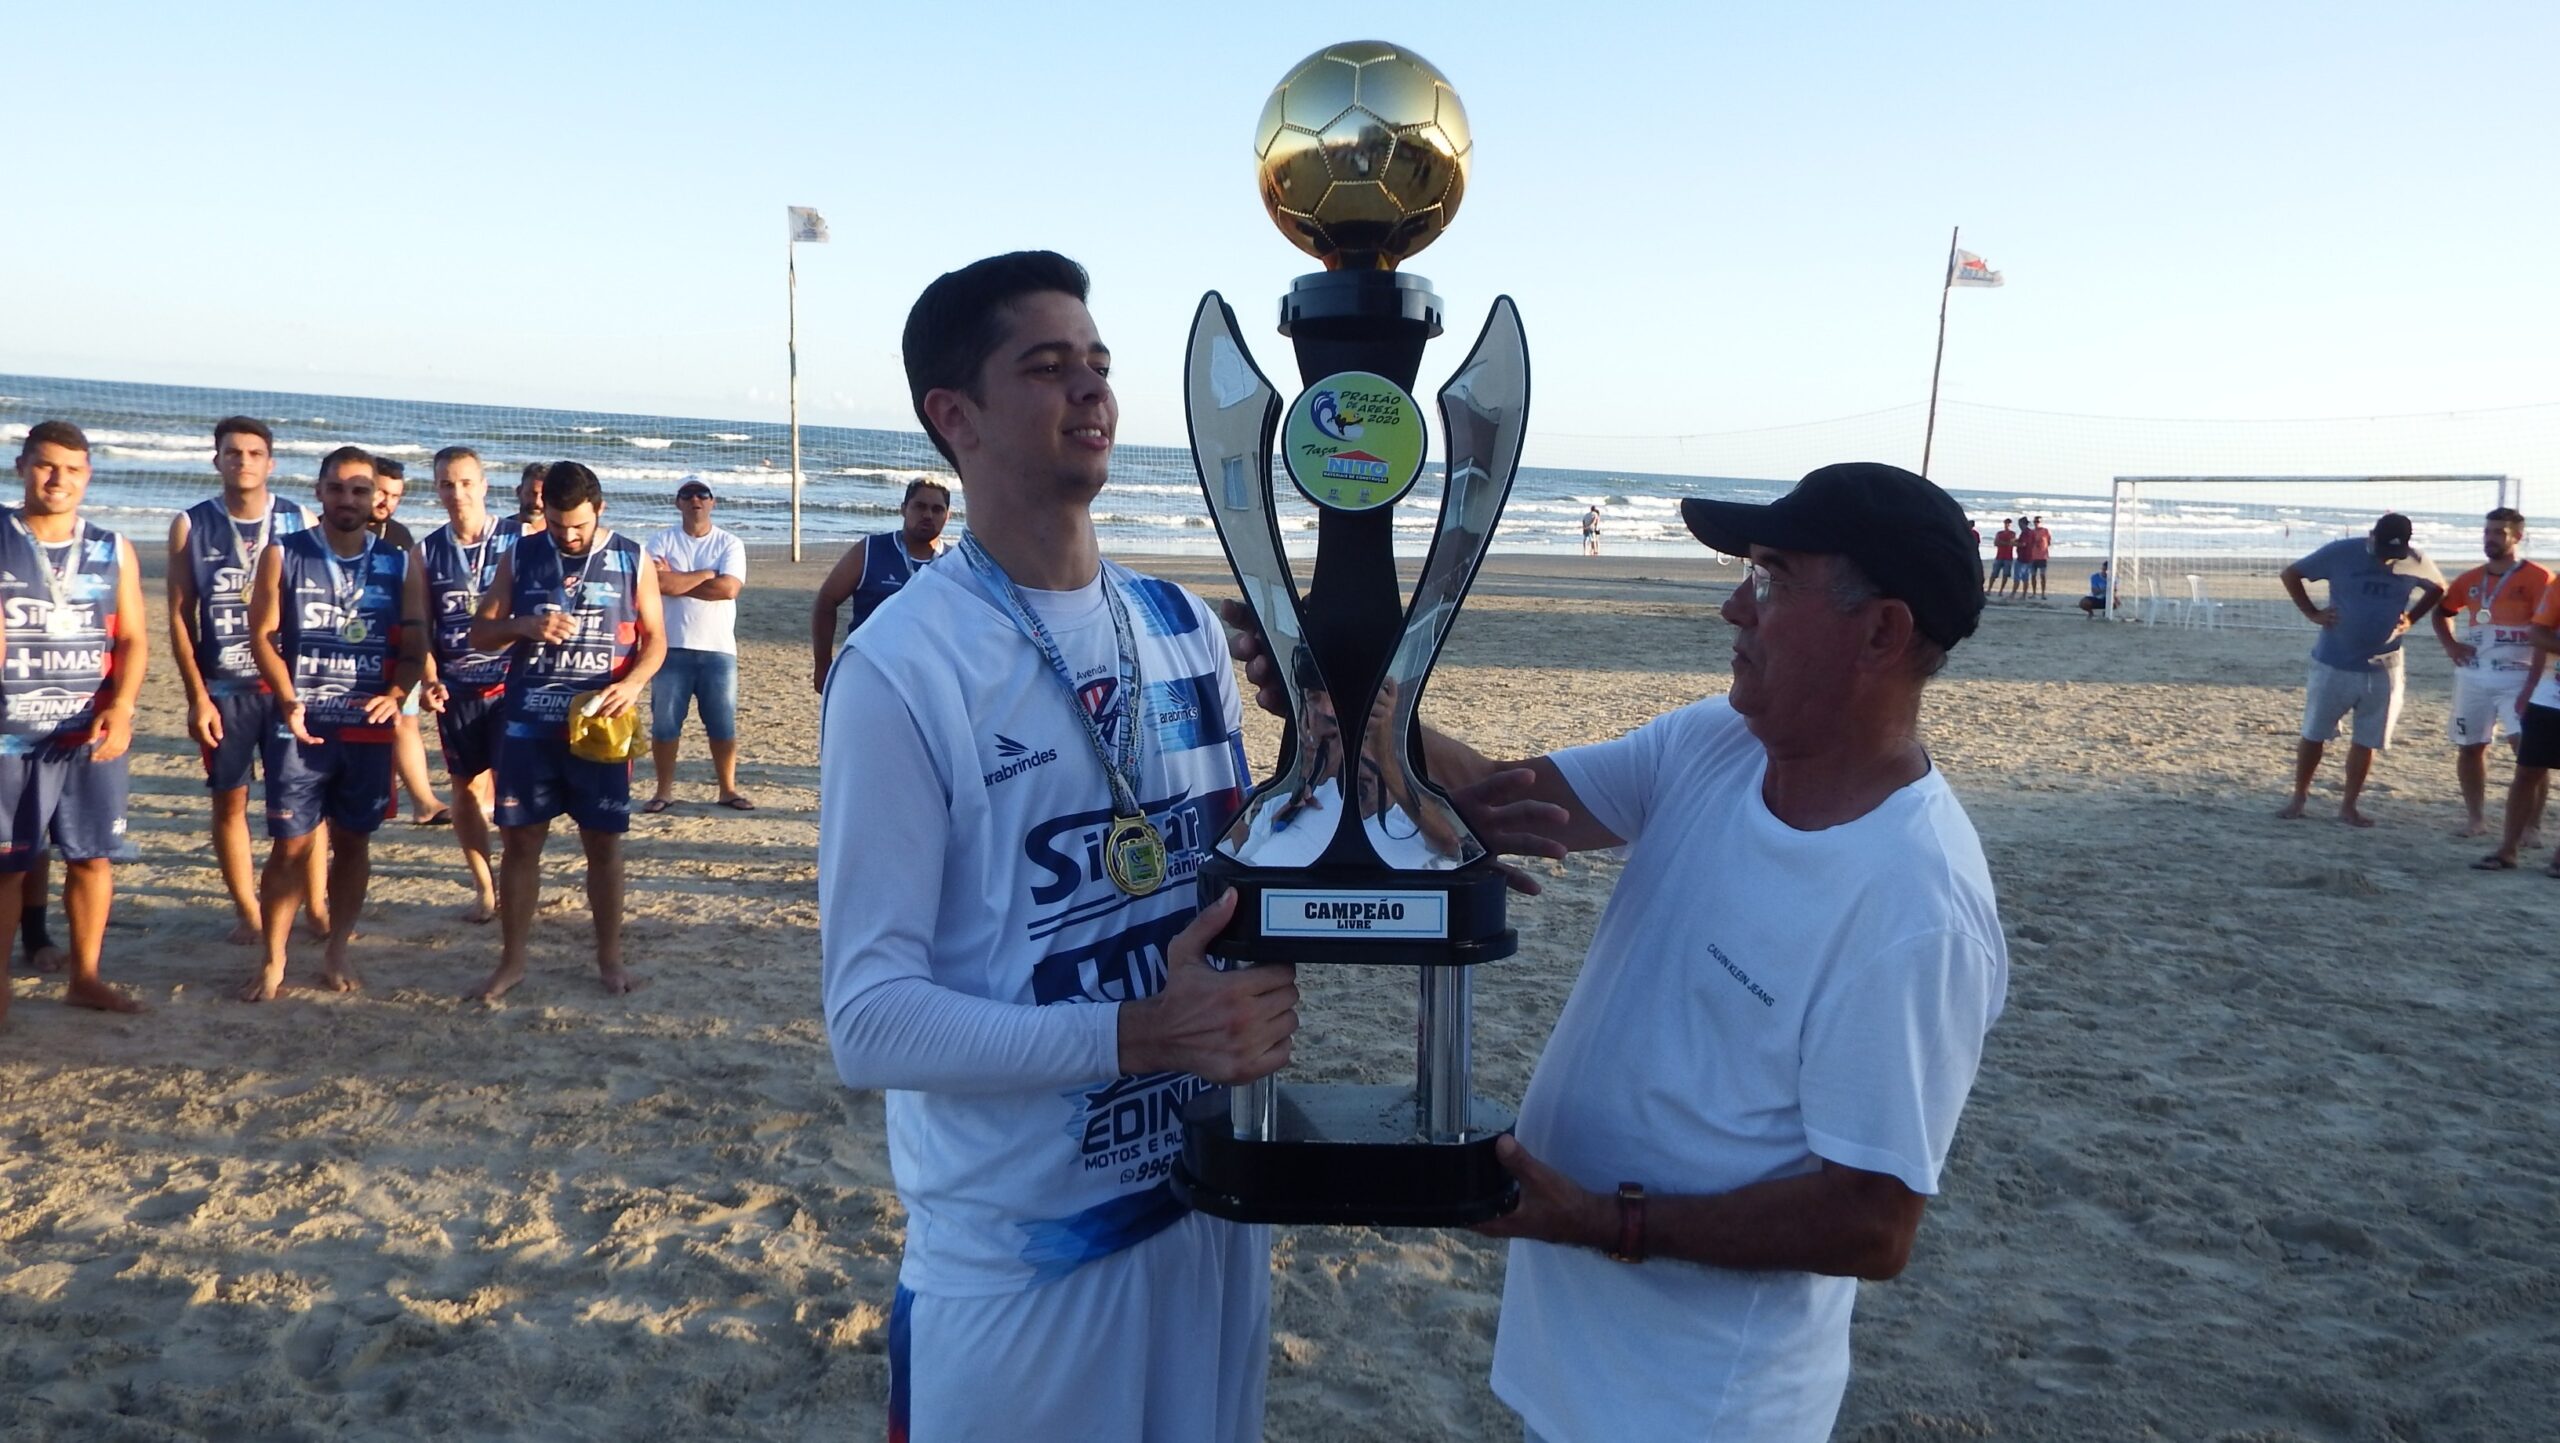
left=2182, top=575, right=2224, bottom=630
left=2141, top=576, right=2181, bottom=627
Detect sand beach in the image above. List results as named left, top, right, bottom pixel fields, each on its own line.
left=1, top=551, right=2554, bottom=1441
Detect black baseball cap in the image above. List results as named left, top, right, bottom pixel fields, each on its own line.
left=1681, top=462, right=1986, bottom=650
left=676, top=478, right=715, bottom=500
left=2371, top=512, right=2413, bottom=559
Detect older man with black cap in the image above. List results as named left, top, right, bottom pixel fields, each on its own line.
left=2278, top=513, right=2445, bottom=827
left=1226, top=461, right=2008, bottom=1440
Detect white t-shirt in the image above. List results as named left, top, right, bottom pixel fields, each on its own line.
left=817, top=559, right=1255, bottom=1297
left=1492, top=698, right=2007, bottom=1443
left=646, top=523, right=746, bottom=653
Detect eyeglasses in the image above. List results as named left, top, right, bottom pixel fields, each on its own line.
left=1741, top=560, right=1880, bottom=608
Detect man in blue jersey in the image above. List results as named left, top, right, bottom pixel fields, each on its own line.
left=468, top=461, right=665, bottom=1001
left=167, top=415, right=328, bottom=945
left=0, top=421, right=150, bottom=1022
left=239, top=446, right=428, bottom=1001
left=809, top=477, right=950, bottom=692
left=416, top=445, right=516, bottom=921
left=817, top=253, right=1298, bottom=1442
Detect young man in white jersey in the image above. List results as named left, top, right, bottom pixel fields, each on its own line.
left=0, top=421, right=150, bottom=1022
left=817, top=252, right=1300, bottom=1442
left=2434, top=509, right=2552, bottom=843
left=415, top=446, right=515, bottom=919
left=1226, top=465, right=2008, bottom=1442
left=167, top=416, right=328, bottom=944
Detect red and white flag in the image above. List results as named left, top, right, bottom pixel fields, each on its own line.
left=1950, top=249, right=2003, bottom=288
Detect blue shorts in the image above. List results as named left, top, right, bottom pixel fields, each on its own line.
left=0, top=747, right=131, bottom=869
left=1988, top=559, right=2015, bottom=581
left=650, top=648, right=738, bottom=742
left=262, top=731, right=396, bottom=840
left=437, top=688, right=507, bottom=779
left=204, top=689, right=281, bottom=793
left=493, top=731, right=631, bottom=833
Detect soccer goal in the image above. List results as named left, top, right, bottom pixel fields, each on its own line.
left=2105, top=474, right=2521, bottom=630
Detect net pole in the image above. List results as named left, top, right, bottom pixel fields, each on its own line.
left=2106, top=479, right=2123, bottom=623
left=789, top=237, right=804, bottom=565
left=1921, top=225, right=1957, bottom=477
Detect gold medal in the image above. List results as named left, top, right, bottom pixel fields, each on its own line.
left=1105, top=815, right=1167, bottom=897
left=340, top=616, right=370, bottom=644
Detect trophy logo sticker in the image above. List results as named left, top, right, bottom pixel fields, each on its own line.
left=1283, top=370, right=1426, bottom=512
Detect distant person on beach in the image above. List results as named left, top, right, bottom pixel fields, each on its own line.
left=2277, top=513, right=2446, bottom=827
left=644, top=479, right=751, bottom=812
left=1226, top=462, right=2005, bottom=1441
left=0, top=421, right=151, bottom=1020
left=1582, top=504, right=1601, bottom=556
left=809, top=477, right=950, bottom=692
left=240, top=445, right=427, bottom=1001
left=416, top=445, right=519, bottom=920
left=367, top=457, right=447, bottom=827
left=2020, top=514, right=2052, bottom=597
left=2433, top=509, right=2551, bottom=840
left=168, top=416, right=328, bottom=944
left=818, top=252, right=1289, bottom=1442
left=493, top=461, right=548, bottom=545
left=467, top=461, right=663, bottom=1000
left=2478, top=563, right=2560, bottom=871
left=1990, top=518, right=2018, bottom=597
left=2078, top=561, right=2112, bottom=618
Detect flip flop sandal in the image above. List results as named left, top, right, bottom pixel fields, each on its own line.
left=643, top=798, right=676, bottom=815
left=718, top=796, right=757, bottom=811
left=2471, top=854, right=2518, bottom=871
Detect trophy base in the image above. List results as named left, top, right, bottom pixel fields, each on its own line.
left=1198, top=857, right=1516, bottom=967
left=1170, top=1083, right=1520, bottom=1227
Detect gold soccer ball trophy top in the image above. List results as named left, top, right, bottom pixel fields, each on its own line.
left=1255, top=40, right=1472, bottom=272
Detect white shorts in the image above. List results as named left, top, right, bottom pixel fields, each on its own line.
left=2303, top=658, right=2404, bottom=750
left=890, top=1209, right=1270, bottom=1442
left=2448, top=672, right=2526, bottom=747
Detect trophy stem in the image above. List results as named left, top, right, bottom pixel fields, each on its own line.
left=1231, top=1075, right=1279, bottom=1142
left=1416, top=965, right=1473, bottom=1141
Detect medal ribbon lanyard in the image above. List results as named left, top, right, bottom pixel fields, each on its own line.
left=12, top=515, right=85, bottom=626
left=229, top=505, right=273, bottom=577
left=322, top=536, right=378, bottom=630
left=958, top=535, right=1150, bottom=825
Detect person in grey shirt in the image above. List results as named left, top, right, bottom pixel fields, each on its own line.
left=2277, top=512, right=2446, bottom=826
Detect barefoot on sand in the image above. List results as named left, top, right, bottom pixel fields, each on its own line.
left=468, top=963, right=525, bottom=1004
left=65, top=977, right=145, bottom=1014
left=238, top=970, right=283, bottom=1003
left=224, top=918, right=260, bottom=946
left=597, top=963, right=644, bottom=996
left=30, top=943, right=67, bottom=974
left=2339, top=805, right=2378, bottom=828
left=2277, top=798, right=2309, bottom=819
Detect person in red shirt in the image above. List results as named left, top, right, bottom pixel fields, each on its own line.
left=1990, top=518, right=2019, bottom=598
left=2019, top=515, right=2053, bottom=598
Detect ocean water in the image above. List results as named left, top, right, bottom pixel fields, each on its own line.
left=0, top=373, right=2510, bottom=563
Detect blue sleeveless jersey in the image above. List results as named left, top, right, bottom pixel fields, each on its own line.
left=421, top=519, right=519, bottom=695
left=502, top=530, right=643, bottom=739
left=0, top=512, right=124, bottom=753
left=274, top=530, right=409, bottom=743
left=181, top=495, right=312, bottom=695
left=849, top=529, right=930, bottom=633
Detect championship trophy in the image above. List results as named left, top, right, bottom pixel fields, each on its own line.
left=1171, top=41, right=1530, bottom=1226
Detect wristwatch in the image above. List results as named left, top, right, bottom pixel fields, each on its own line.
left=1607, top=1182, right=1647, bottom=1263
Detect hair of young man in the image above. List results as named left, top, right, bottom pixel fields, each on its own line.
left=317, top=444, right=375, bottom=479
left=902, top=477, right=953, bottom=506
left=374, top=457, right=406, bottom=483
left=901, top=250, right=1092, bottom=467
left=2488, top=507, right=2526, bottom=531
left=433, top=444, right=482, bottom=471
left=520, top=460, right=550, bottom=487
left=213, top=415, right=274, bottom=450
left=18, top=419, right=90, bottom=461
left=541, top=460, right=604, bottom=513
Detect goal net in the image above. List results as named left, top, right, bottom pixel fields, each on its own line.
left=2106, top=474, right=2520, bottom=630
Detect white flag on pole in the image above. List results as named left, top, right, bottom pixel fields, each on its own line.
left=1950, top=249, right=2003, bottom=287
left=788, top=206, right=831, bottom=244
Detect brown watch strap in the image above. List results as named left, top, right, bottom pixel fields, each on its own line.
left=1609, top=1182, right=1647, bottom=1263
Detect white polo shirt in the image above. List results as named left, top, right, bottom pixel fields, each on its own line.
left=647, top=523, right=746, bottom=654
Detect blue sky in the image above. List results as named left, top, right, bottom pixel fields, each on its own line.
left=8, top=0, right=2556, bottom=472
